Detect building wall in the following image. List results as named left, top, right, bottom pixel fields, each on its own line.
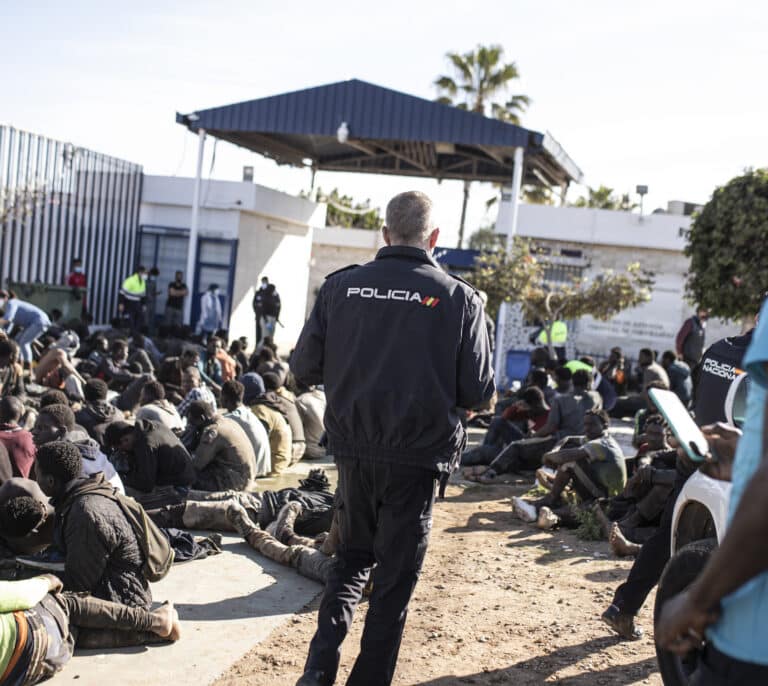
left=139, top=175, right=326, bottom=352
left=307, top=227, right=384, bottom=314
left=492, top=204, right=739, bottom=387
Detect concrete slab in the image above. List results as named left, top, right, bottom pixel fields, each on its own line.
left=48, top=459, right=338, bottom=686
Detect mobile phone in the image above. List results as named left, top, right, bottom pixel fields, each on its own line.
left=649, top=388, right=710, bottom=462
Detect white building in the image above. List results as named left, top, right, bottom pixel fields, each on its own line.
left=139, top=176, right=326, bottom=351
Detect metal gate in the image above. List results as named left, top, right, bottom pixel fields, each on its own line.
left=0, top=125, right=142, bottom=323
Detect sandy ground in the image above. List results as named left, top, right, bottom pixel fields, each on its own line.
left=216, top=480, right=663, bottom=686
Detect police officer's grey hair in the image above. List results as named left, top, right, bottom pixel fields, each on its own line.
left=385, top=191, right=434, bottom=247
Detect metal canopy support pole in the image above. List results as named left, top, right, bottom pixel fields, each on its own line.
left=184, top=128, right=206, bottom=325
left=494, top=145, right=525, bottom=387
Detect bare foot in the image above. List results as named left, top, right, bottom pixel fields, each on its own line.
left=592, top=503, right=614, bottom=539
left=151, top=602, right=176, bottom=639
left=609, top=523, right=642, bottom=558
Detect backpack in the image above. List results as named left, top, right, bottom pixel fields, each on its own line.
left=113, top=492, right=175, bottom=582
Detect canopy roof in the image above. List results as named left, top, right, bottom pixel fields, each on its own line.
left=177, top=79, right=583, bottom=187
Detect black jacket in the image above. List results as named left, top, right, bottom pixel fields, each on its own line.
left=54, top=473, right=151, bottom=609
left=292, top=245, right=495, bottom=473
left=75, top=401, right=122, bottom=447
left=692, top=330, right=753, bottom=426
left=127, top=419, right=196, bottom=493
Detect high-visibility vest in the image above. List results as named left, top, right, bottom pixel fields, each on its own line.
left=120, top=273, right=146, bottom=301
left=537, top=320, right=568, bottom=345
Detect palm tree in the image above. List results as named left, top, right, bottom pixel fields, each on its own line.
left=573, top=185, right=638, bottom=211
left=435, top=45, right=531, bottom=248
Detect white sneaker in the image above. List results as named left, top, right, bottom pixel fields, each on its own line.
left=512, top=496, right=537, bottom=523
left=537, top=506, right=559, bottom=530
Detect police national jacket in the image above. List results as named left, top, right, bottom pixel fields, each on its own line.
left=292, top=245, right=495, bottom=473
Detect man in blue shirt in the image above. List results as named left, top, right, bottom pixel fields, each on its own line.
left=657, top=298, right=768, bottom=684
left=0, top=291, right=51, bottom=365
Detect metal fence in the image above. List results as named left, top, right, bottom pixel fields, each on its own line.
left=0, top=125, right=143, bottom=324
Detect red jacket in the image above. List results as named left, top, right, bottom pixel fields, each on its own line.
left=0, top=425, right=36, bottom=478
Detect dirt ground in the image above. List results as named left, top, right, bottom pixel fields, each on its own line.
left=216, top=481, right=663, bottom=686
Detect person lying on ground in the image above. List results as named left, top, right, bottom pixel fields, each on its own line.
left=510, top=410, right=626, bottom=530
left=146, top=468, right=335, bottom=535
left=104, top=420, right=195, bottom=502
left=33, top=404, right=124, bottom=494
left=226, top=501, right=334, bottom=584
left=0, top=575, right=180, bottom=684
left=0, top=397, right=36, bottom=480
left=135, top=380, right=185, bottom=433
left=35, top=441, right=152, bottom=609
left=220, top=380, right=271, bottom=477
left=74, top=379, right=122, bottom=449
left=183, top=400, right=256, bottom=491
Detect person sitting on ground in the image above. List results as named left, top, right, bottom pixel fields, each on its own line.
left=185, top=400, right=256, bottom=491
left=104, top=420, right=195, bottom=501
left=39, top=389, right=70, bottom=410
left=263, top=371, right=305, bottom=464
left=0, top=442, right=15, bottom=487
left=75, top=379, right=122, bottom=448
left=466, top=369, right=600, bottom=482
left=248, top=382, right=292, bottom=475
left=511, top=410, right=626, bottom=529
left=295, top=383, right=327, bottom=460
left=228, top=339, right=248, bottom=377
left=128, top=332, right=157, bottom=373
left=97, top=340, right=142, bottom=392
left=461, top=386, right=550, bottom=467
left=0, top=477, right=55, bottom=554
left=0, top=396, right=36, bottom=480
left=599, top=347, right=628, bottom=395
left=253, top=347, right=289, bottom=387
left=0, top=575, right=179, bottom=683
left=206, top=336, right=237, bottom=384
left=33, top=404, right=125, bottom=494
left=529, top=367, right=557, bottom=406
left=595, top=416, right=678, bottom=557
left=35, top=441, right=151, bottom=608
left=631, top=380, right=671, bottom=450
left=156, top=347, right=200, bottom=403
left=177, top=366, right=217, bottom=418
left=135, top=380, right=185, bottom=433
left=0, top=338, right=25, bottom=399
left=660, top=350, right=692, bottom=408
left=638, top=347, right=670, bottom=391
left=220, top=380, right=271, bottom=477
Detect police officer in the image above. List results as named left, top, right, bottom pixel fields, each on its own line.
left=291, top=191, right=495, bottom=686
left=118, top=265, right=147, bottom=331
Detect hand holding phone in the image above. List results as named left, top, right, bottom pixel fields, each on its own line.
left=649, top=388, right=710, bottom=462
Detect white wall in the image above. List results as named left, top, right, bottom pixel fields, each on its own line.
left=139, top=175, right=326, bottom=353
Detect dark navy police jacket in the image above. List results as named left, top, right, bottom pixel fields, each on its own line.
left=292, top=245, right=495, bottom=474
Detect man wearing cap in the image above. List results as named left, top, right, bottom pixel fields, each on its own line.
left=291, top=190, right=494, bottom=686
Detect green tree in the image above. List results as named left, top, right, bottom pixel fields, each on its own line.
left=685, top=168, right=768, bottom=319
left=313, top=187, right=383, bottom=230
left=434, top=44, right=531, bottom=248
left=467, top=227, right=505, bottom=252
left=472, top=237, right=653, bottom=356
left=572, top=185, right=637, bottom=211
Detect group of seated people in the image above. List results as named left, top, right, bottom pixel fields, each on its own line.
left=0, top=319, right=338, bottom=684
left=462, top=349, right=684, bottom=550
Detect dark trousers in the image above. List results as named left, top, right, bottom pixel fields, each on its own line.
left=485, top=417, right=524, bottom=447
left=693, top=645, right=768, bottom=686
left=490, top=435, right=557, bottom=474
left=612, top=476, right=686, bottom=615
left=304, top=457, right=437, bottom=686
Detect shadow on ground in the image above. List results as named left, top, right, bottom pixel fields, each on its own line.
left=410, top=636, right=658, bottom=685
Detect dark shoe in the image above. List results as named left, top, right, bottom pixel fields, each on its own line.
left=274, top=501, right=303, bottom=544
left=295, top=670, right=330, bottom=686
left=601, top=604, right=644, bottom=640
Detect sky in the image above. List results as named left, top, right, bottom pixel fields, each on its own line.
left=2, top=0, right=766, bottom=247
